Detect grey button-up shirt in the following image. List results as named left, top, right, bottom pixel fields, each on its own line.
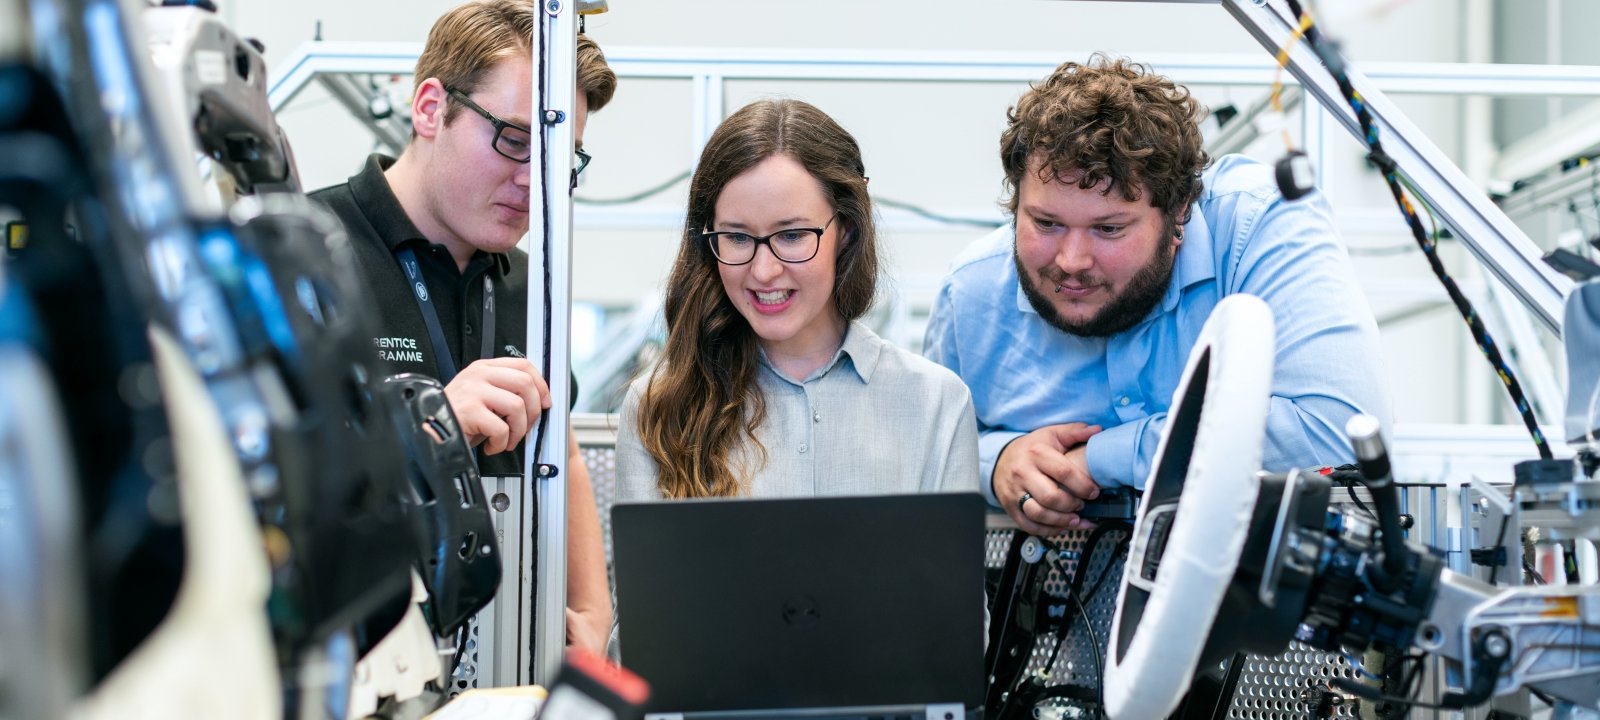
left=615, top=321, right=979, bottom=502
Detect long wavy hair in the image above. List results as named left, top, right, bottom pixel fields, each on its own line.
left=636, top=98, right=877, bottom=498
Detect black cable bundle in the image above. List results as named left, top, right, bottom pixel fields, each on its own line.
left=530, top=15, right=556, bottom=470
left=1280, top=0, right=1551, bottom=461
left=525, top=7, right=557, bottom=685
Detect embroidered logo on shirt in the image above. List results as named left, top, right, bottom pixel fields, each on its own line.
left=375, top=336, right=425, bottom=364
left=400, top=257, right=428, bottom=302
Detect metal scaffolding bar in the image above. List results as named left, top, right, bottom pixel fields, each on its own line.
left=1493, top=99, right=1600, bottom=185
left=1219, top=0, right=1574, bottom=335
left=1497, top=161, right=1600, bottom=219
left=527, top=0, right=576, bottom=688
left=314, top=73, right=409, bottom=154
left=1204, top=85, right=1303, bottom=158
left=269, top=44, right=1600, bottom=108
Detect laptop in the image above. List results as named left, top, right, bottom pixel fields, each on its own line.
left=612, top=493, right=986, bottom=719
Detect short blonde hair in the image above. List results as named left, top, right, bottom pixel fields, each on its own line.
left=414, top=0, right=534, bottom=125
left=577, top=33, right=616, bottom=113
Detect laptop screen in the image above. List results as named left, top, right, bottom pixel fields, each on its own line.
left=612, top=493, right=986, bottom=715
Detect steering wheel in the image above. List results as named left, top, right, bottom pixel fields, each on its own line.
left=1102, top=294, right=1277, bottom=720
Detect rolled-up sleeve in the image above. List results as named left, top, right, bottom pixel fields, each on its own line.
left=1083, top=413, right=1164, bottom=489
left=1227, top=188, right=1392, bottom=471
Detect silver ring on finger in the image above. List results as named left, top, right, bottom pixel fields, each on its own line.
left=1017, top=491, right=1034, bottom=518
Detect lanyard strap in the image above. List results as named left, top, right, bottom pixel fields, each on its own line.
left=478, top=272, right=496, bottom=362
left=395, top=246, right=496, bottom=384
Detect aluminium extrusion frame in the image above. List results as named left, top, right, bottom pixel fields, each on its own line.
left=268, top=44, right=1600, bottom=236
left=1213, top=0, right=1576, bottom=335
left=1204, top=84, right=1302, bottom=158
left=1493, top=99, right=1600, bottom=187
left=314, top=72, right=410, bottom=154
left=1496, top=160, right=1600, bottom=220
left=528, top=0, right=576, bottom=688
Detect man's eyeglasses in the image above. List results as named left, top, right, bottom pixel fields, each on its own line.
left=445, top=86, right=532, bottom=163
left=573, top=147, right=591, bottom=190
left=703, top=214, right=838, bottom=266
left=445, top=85, right=592, bottom=189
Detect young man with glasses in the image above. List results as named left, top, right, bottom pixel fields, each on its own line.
left=309, top=0, right=617, bottom=654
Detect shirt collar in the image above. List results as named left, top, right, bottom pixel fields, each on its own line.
left=349, top=153, right=512, bottom=276
left=837, top=320, right=883, bottom=383
left=756, top=320, right=884, bottom=386
left=1163, top=210, right=1219, bottom=313
left=1009, top=210, right=1219, bottom=318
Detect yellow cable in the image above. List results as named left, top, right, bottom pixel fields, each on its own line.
left=1270, top=11, right=1316, bottom=151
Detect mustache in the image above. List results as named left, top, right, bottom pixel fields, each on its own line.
left=1039, top=267, right=1103, bottom=293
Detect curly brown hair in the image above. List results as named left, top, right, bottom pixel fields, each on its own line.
left=636, top=99, right=876, bottom=498
left=1000, top=54, right=1209, bottom=223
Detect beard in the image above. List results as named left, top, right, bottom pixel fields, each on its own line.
left=1015, top=227, right=1177, bottom=338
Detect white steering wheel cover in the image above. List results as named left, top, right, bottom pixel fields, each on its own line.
left=74, top=327, right=280, bottom=720
left=1103, top=294, right=1276, bottom=720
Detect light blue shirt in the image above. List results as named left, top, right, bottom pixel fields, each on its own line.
left=924, top=154, right=1392, bottom=503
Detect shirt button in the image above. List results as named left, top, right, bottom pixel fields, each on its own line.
left=1119, top=396, right=1131, bottom=407
left=798, top=444, right=808, bottom=454
left=465, top=324, right=474, bottom=335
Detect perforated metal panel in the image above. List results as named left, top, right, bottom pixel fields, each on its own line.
left=447, top=618, right=481, bottom=697
left=985, top=527, right=1131, bottom=691
left=985, top=524, right=1365, bottom=719
left=584, top=444, right=619, bottom=564
left=1228, top=644, right=1360, bottom=719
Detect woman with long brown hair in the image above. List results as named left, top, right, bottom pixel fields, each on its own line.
left=614, top=99, right=978, bottom=501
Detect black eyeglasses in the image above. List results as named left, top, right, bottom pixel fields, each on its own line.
left=445, top=86, right=533, bottom=163
left=703, top=214, right=838, bottom=266
left=572, top=147, right=591, bottom=190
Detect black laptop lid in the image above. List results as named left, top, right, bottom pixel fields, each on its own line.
left=612, top=493, right=985, bottom=714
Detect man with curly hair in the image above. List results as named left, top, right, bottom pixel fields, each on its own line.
left=925, top=56, right=1391, bottom=536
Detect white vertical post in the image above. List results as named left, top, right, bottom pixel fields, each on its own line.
left=1299, top=96, right=1332, bottom=206
left=528, top=0, right=575, bottom=688
left=690, top=72, right=724, bottom=168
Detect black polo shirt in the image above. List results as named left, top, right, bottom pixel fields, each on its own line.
left=310, top=154, right=533, bottom=476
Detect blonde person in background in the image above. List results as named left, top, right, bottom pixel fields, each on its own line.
left=613, top=99, right=979, bottom=503
left=309, top=0, right=616, bottom=653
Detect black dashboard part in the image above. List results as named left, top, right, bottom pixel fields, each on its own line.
left=0, top=62, right=187, bottom=682
left=205, top=201, right=416, bottom=656
left=380, top=374, right=502, bottom=635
